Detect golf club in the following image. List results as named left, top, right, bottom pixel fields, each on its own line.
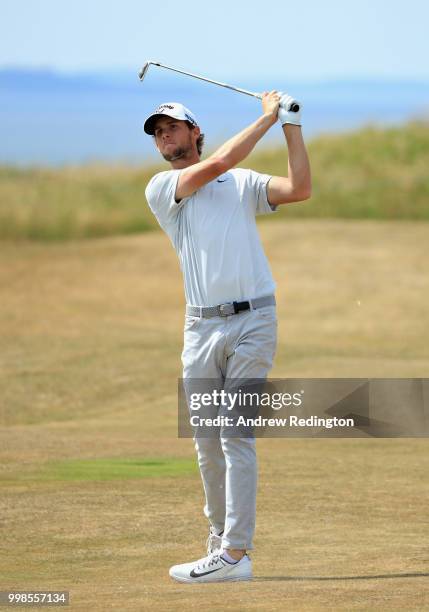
left=138, top=61, right=300, bottom=113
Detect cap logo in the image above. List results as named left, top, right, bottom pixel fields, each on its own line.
left=184, top=113, right=196, bottom=125
left=156, top=104, right=175, bottom=112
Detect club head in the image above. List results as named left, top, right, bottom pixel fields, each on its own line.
left=139, top=61, right=151, bottom=81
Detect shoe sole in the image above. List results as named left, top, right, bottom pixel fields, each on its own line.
left=169, top=574, right=253, bottom=584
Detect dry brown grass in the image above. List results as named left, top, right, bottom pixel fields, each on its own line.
left=1, top=219, right=428, bottom=610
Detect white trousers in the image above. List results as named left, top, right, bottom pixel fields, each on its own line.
left=181, top=303, right=277, bottom=550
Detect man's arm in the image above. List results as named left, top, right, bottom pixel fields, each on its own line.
left=176, top=92, right=279, bottom=201
left=266, top=101, right=311, bottom=205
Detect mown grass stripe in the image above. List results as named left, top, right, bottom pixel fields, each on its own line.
left=3, top=457, right=198, bottom=483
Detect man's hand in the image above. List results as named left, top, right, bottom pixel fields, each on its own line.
left=277, top=92, right=302, bottom=126
left=261, top=91, right=281, bottom=125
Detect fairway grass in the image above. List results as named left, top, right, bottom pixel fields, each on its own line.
left=1, top=219, right=428, bottom=610
left=1, top=457, right=198, bottom=483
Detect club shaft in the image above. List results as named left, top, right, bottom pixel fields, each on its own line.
left=148, top=61, right=261, bottom=99
left=140, top=61, right=300, bottom=112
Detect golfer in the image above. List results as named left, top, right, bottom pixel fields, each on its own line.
left=144, top=91, right=311, bottom=582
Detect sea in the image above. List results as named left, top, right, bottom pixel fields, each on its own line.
left=1, top=68, right=428, bottom=167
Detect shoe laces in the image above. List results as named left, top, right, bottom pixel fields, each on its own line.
left=206, top=530, right=223, bottom=554
left=197, top=550, right=222, bottom=571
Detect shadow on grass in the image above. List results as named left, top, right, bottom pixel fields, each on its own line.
left=254, top=572, right=429, bottom=582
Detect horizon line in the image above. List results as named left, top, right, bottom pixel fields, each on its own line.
left=1, top=65, right=429, bottom=85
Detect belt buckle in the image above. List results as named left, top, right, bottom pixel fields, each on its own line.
left=233, top=300, right=250, bottom=314
left=219, top=303, right=231, bottom=316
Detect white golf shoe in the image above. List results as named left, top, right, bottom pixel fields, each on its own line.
left=206, top=526, right=223, bottom=555
left=169, top=551, right=252, bottom=583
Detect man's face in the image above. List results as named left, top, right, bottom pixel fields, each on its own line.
left=153, top=117, right=200, bottom=162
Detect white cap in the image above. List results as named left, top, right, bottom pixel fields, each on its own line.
left=144, top=102, right=198, bottom=135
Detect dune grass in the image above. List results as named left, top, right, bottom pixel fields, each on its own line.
left=250, top=121, right=429, bottom=220
left=0, top=121, right=428, bottom=241
left=0, top=164, right=155, bottom=241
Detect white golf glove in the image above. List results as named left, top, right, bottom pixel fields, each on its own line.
left=277, top=92, right=302, bottom=126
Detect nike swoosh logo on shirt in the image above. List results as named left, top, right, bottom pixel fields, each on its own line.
left=217, top=178, right=227, bottom=182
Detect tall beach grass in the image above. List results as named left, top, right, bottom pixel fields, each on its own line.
left=0, top=121, right=428, bottom=241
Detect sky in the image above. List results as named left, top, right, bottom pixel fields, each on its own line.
left=1, top=0, right=429, bottom=81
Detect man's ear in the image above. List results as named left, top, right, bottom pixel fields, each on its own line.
left=193, top=125, right=201, bottom=141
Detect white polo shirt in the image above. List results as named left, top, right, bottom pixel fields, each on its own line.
left=145, top=168, right=277, bottom=307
